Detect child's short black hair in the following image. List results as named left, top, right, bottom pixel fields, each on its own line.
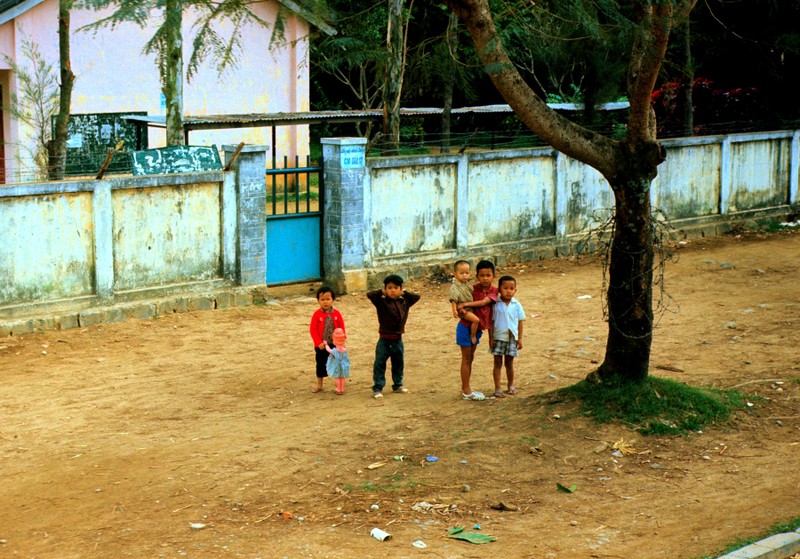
left=383, top=274, right=404, bottom=287
left=454, top=259, right=470, bottom=270
left=316, top=285, right=336, bottom=300
left=475, top=259, right=495, bottom=274
left=498, top=275, right=516, bottom=288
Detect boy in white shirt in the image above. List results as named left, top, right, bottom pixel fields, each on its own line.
left=489, top=275, right=526, bottom=397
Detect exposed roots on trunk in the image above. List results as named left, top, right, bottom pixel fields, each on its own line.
left=580, top=206, right=679, bottom=384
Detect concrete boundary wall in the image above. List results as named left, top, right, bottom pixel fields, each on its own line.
left=1, top=145, right=268, bottom=326
left=2, top=132, right=799, bottom=332
left=322, top=130, right=799, bottom=292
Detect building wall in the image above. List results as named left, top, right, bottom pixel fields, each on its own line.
left=0, top=0, right=310, bottom=182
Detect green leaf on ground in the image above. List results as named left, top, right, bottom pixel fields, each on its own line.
left=447, top=526, right=497, bottom=544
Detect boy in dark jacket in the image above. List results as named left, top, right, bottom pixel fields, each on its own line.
left=366, top=274, right=420, bottom=399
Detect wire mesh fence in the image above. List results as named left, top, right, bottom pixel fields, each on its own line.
left=2, top=116, right=797, bottom=186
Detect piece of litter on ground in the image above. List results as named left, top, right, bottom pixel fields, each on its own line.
left=447, top=526, right=496, bottom=544
left=367, top=461, right=387, bottom=469
left=577, top=295, right=592, bottom=299
left=411, top=540, right=427, bottom=549
left=425, top=455, right=439, bottom=462
left=489, top=502, right=518, bottom=511
left=189, top=523, right=206, bottom=530
left=655, top=364, right=685, bottom=372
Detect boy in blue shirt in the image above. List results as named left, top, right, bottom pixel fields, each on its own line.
left=489, top=275, right=526, bottom=397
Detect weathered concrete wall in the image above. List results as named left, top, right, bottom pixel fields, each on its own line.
left=1, top=145, right=268, bottom=324
left=3, top=131, right=799, bottom=330
left=0, top=189, right=95, bottom=304
left=653, top=138, right=722, bottom=218
left=369, top=161, right=457, bottom=257
left=341, top=129, right=799, bottom=290
left=468, top=152, right=556, bottom=244
left=725, top=134, right=792, bottom=212
left=112, top=184, right=222, bottom=290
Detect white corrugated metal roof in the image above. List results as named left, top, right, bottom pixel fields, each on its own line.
left=123, top=102, right=630, bottom=131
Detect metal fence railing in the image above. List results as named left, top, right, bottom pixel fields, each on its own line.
left=266, top=155, right=323, bottom=217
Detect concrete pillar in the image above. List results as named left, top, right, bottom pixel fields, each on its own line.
left=554, top=151, right=569, bottom=238
left=223, top=144, right=267, bottom=286
left=790, top=130, right=799, bottom=206
left=93, top=181, right=114, bottom=299
left=720, top=137, right=732, bottom=214
left=321, top=137, right=367, bottom=294
left=220, top=169, right=237, bottom=282
left=455, top=153, right=469, bottom=251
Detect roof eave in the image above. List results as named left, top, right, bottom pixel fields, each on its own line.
left=276, top=0, right=336, bottom=36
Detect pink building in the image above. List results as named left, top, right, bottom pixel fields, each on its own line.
left=0, top=0, right=332, bottom=183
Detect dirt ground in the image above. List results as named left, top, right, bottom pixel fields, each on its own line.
left=2, top=230, right=799, bottom=559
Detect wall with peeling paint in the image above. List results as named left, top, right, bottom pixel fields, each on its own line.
left=360, top=130, right=799, bottom=277
left=1, top=130, right=798, bottom=318
left=0, top=144, right=267, bottom=320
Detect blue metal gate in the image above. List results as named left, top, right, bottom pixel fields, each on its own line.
left=265, top=156, right=323, bottom=285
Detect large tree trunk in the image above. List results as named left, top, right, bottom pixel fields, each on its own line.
left=447, top=0, right=695, bottom=384
left=47, top=0, right=75, bottom=181
left=164, top=0, right=185, bottom=146
left=597, top=173, right=656, bottom=383
left=384, top=0, right=404, bottom=154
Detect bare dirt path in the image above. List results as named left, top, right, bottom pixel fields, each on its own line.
left=1, top=231, right=799, bottom=559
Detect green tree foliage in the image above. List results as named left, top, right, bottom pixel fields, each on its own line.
left=311, top=0, right=391, bottom=141
left=689, top=0, right=800, bottom=123
left=491, top=0, right=634, bottom=124
left=311, top=1, right=483, bottom=146
left=2, top=36, right=60, bottom=180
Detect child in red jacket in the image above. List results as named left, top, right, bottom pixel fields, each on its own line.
left=309, top=285, right=346, bottom=393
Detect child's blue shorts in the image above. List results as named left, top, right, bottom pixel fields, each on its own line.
left=456, top=322, right=482, bottom=347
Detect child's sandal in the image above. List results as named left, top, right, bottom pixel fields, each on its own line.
left=506, top=387, right=519, bottom=395
left=493, top=391, right=506, bottom=398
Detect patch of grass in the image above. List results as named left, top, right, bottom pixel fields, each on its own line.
left=697, top=514, right=800, bottom=558
left=555, top=376, right=749, bottom=435
left=341, top=476, right=425, bottom=493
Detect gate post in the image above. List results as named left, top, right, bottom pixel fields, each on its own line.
left=321, top=137, right=368, bottom=294
left=223, top=144, right=268, bottom=286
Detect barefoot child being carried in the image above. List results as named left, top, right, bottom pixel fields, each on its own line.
left=449, top=260, right=481, bottom=345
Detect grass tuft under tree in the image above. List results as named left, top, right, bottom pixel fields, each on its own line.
left=551, top=376, right=750, bottom=435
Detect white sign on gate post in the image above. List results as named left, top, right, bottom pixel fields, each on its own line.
left=340, top=145, right=365, bottom=169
